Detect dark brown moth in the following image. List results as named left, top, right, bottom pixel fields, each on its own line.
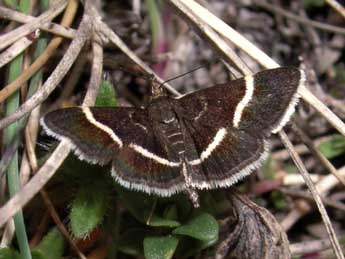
left=41, top=67, right=305, bottom=206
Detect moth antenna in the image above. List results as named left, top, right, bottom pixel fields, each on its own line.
left=158, top=64, right=208, bottom=89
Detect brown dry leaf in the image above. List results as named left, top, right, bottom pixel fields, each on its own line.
left=215, top=191, right=290, bottom=259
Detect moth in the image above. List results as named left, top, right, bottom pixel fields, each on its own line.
left=41, top=67, right=305, bottom=206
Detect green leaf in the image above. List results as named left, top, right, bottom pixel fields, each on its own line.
left=95, top=80, right=117, bottom=107
left=117, top=228, right=146, bottom=256
left=31, top=251, right=45, bottom=259
left=262, top=156, right=278, bottom=180
left=172, top=213, right=218, bottom=242
left=115, top=185, right=157, bottom=223
left=163, top=205, right=178, bottom=221
left=31, top=228, right=65, bottom=259
left=144, top=236, right=179, bottom=259
left=4, top=0, right=18, bottom=9
left=70, top=182, right=109, bottom=238
left=319, top=134, right=345, bottom=159
left=0, top=248, right=20, bottom=259
left=148, top=214, right=180, bottom=227
left=271, top=190, right=288, bottom=210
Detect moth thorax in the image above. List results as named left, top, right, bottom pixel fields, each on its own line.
left=148, top=97, right=177, bottom=124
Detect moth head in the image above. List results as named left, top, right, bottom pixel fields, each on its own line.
left=150, top=81, right=167, bottom=100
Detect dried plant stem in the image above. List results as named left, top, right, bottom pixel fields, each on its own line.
left=168, top=0, right=251, bottom=75
left=0, top=5, right=75, bottom=38
left=281, top=166, right=345, bottom=231
left=279, top=130, right=344, bottom=259
left=0, top=0, right=67, bottom=51
left=279, top=187, right=345, bottom=211
left=325, top=0, right=345, bottom=20
left=0, top=220, right=14, bottom=247
left=83, top=39, right=103, bottom=106
left=0, top=9, right=93, bottom=228
left=0, top=4, right=89, bottom=132
left=3, top=1, right=32, bottom=258
left=290, top=236, right=344, bottom=256
left=0, top=0, right=79, bottom=105
left=252, top=0, right=345, bottom=35
left=25, top=21, right=105, bottom=259
left=92, top=7, right=180, bottom=96
left=272, top=135, right=332, bottom=161
left=25, top=131, right=86, bottom=259
left=48, top=48, right=88, bottom=112
left=0, top=30, right=40, bottom=69
left=292, top=122, right=345, bottom=186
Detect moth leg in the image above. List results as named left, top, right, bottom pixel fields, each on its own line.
left=181, top=159, right=200, bottom=208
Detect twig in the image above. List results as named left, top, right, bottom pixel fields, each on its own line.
left=271, top=135, right=332, bottom=161
left=168, top=1, right=251, bottom=75
left=0, top=0, right=79, bottom=105
left=0, top=0, right=67, bottom=51
left=0, top=29, right=40, bottom=69
left=0, top=220, right=14, bottom=247
left=91, top=7, right=180, bottom=96
left=252, top=0, right=345, bottom=36
left=279, top=130, right=344, bottom=259
left=279, top=187, right=345, bottom=212
left=325, top=0, right=345, bottom=20
left=83, top=39, right=103, bottom=106
left=281, top=165, right=345, bottom=231
left=0, top=7, right=93, bottom=228
left=282, top=173, right=320, bottom=185
left=26, top=119, right=86, bottom=259
left=0, top=5, right=75, bottom=39
left=48, top=48, right=88, bottom=112
left=0, top=2, right=88, bottom=131
left=291, top=122, right=345, bottom=186
left=290, top=237, right=344, bottom=256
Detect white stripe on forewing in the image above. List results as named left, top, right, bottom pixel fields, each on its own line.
left=129, top=143, right=180, bottom=167
left=82, top=107, right=123, bottom=148
left=233, top=75, right=254, bottom=128
left=271, top=69, right=304, bottom=133
left=188, top=128, right=227, bottom=165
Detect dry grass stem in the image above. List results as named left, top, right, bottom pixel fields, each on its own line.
left=168, top=1, right=251, bottom=75
left=282, top=174, right=320, bottom=186
left=0, top=9, right=93, bottom=227
left=271, top=135, right=333, bottom=161
left=325, top=0, right=345, bottom=20
left=0, top=219, right=14, bottom=247
left=290, top=237, right=337, bottom=256
left=48, top=49, right=88, bottom=112
left=0, top=0, right=79, bottom=105
left=0, top=30, right=40, bottom=69
left=83, top=40, right=103, bottom=106
left=0, top=5, right=75, bottom=39
left=279, top=130, right=344, bottom=259
left=280, top=187, right=345, bottom=211
left=0, top=0, right=68, bottom=51
left=91, top=7, right=180, bottom=97
left=0, top=3, right=89, bottom=131
left=292, top=123, right=345, bottom=186
left=253, top=0, right=345, bottom=35
left=25, top=120, right=86, bottom=259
